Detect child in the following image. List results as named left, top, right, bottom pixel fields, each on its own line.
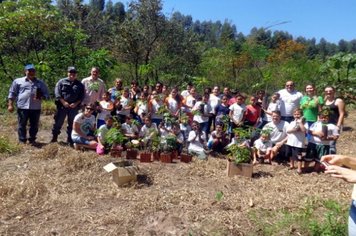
left=188, top=120, right=207, bottom=159
left=306, top=111, right=339, bottom=172
left=229, top=94, right=246, bottom=138
left=207, top=122, right=229, bottom=154
left=121, top=114, right=139, bottom=141
left=179, top=113, right=191, bottom=145
left=134, top=92, right=149, bottom=125
left=139, top=115, right=159, bottom=145
left=261, top=92, right=281, bottom=128
left=96, top=115, right=114, bottom=155
left=192, top=93, right=212, bottom=139
left=286, top=108, right=306, bottom=173
left=97, top=91, right=114, bottom=129
left=170, top=123, right=184, bottom=155
left=253, top=133, right=273, bottom=165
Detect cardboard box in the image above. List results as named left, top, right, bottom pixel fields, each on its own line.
left=104, top=161, right=139, bottom=186
left=226, top=160, right=253, bottom=178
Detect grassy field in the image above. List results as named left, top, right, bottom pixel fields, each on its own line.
left=0, top=110, right=355, bottom=235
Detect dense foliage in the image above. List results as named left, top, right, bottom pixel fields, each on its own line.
left=0, top=0, right=355, bottom=108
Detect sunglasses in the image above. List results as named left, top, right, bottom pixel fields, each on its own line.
left=86, top=107, right=94, bottom=111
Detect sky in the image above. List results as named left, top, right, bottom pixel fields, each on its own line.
left=117, top=0, right=356, bottom=44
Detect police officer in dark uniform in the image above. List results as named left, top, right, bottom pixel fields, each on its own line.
left=51, top=67, right=85, bottom=145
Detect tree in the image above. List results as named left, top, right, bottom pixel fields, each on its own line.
left=319, top=53, right=356, bottom=104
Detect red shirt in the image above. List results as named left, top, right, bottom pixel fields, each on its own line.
left=245, top=104, right=261, bottom=124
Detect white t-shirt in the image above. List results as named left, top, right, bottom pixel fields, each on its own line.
left=122, top=123, right=139, bottom=136
left=309, top=121, right=339, bottom=145
left=278, top=89, right=303, bottom=117
left=254, top=138, right=273, bottom=153
left=286, top=120, right=306, bottom=148
left=139, top=123, right=158, bottom=141
left=209, top=94, right=221, bottom=115
left=263, top=120, right=289, bottom=144
left=229, top=103, right=246, bottom=123
left=192, top=101, right=212, bottom=123
left=166, top=96, right=179, bottom=114
left=72, top=113, right=96, bottom=138
left=97, top=124, right=111, bottom=144
left=116, top=96, right=131, bottom=116
left=136, top=100, right=148, bottom=117
left=187, top=130, right=206, bottom=152
left=263, top=101, right=281, bottom=122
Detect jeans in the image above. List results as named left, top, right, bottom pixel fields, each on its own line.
left=199, top=121, right=210, bottom=140
left=17, top=109, right=41, bottom=143
left=349, top=200, right=356, bottom=236
left=52, top=106, right=80, bottom=143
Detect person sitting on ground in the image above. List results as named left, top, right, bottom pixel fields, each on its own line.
left=262, top=110, right=289, bottom=163
left=139, top=115, right=159, bottom=146
left=253, top=132, right=273, bottom=165
left=170, top=123, right=184, bottom=155
left=96, top=115, right=114, bottom=155
left=306, top=110, right=339, bottom=172
left=286, top=108, right=306, bottom=174
left=187, top=120, right=207, bottom=159
left=122, top=114, right=139, bottom=141
left=207, top=122, right=229, bottom=155
left=71, top=103, right=98, bottom=150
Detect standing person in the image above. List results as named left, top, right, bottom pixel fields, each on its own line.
left=181, top=82, right=193, bottom=99
left=51, top=66, right=85, bottom=145
left=306, top=111, right=339, bottom=172
left=300, top=83, right=324, bottom=139
left=165, top=87, right=183, bottom=118
left=324, top=86, right=346, bottom=154
left=229, top=94, right=247, bottom=131
left=108, top=78, right=123, bottom=102
left=8, top=64, right=50, bottom=145
left=278, top=81, right=303, bottom=123
left=321, top=154, right=356, bottom=236
left=81, top=67, right=106, bottom=106
left=209, top=86, right=221, bottom=131
left=260, top=92, right=281, bottom=129
left=286, top=108, right=306, bottom=173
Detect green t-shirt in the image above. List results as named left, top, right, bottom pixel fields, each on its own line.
left=300, top=96, right=324, bottom=122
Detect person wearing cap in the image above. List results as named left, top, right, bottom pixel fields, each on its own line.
left=51, top=66, right=85, bottom=145
left=81, top=67, right=106, bottom=106
left=8, top=64, right=50, bottom=145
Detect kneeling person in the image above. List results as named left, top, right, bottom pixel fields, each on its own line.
left=72, top=104, right=98, bottom=150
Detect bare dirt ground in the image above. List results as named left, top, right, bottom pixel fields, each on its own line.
left=0, top=110, right=355, bottom=235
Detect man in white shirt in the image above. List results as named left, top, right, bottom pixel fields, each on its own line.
left=278, top=81, right=302, bottom=123
left=82, top=67, right=106, bottom=106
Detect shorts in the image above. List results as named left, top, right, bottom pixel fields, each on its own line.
left=286, top=145, right=303, bottom=161
left=305, top=142, right=330, bottom=161
left=71, top=135, right=91, bottom=145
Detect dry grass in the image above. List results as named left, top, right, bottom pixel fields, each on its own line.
left=0, top=111, right=355, bottom=235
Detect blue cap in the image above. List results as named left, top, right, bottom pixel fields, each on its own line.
left=67, top=66, right=77, bottom=73
left=24, top=64, right=35, bottom=70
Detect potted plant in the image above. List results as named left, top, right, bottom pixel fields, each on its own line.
left=159, top=134, right=178, bottom=163
left=125, top=140, right=140, bottom=159
left=105, top=127, right=127, bottom=158
left=226, top=128, right=253, bottom=177
left=180, top=147, right=192, bottom=163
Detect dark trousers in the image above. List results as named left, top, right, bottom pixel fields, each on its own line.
left=52, top=106, right=79, bottom=143
left=17, top=109, right=41, bottom=143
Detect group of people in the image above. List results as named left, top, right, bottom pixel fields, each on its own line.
left=8, top=63, right=355, bottom=233
left=8, top=65, right=346, bottom=169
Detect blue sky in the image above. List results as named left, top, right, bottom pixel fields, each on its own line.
left=117, top=0, right=356, bottom=44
